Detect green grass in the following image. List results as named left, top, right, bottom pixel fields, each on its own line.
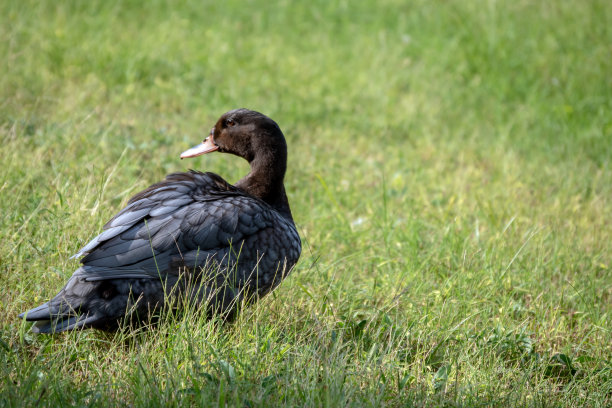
left=1, top=0, right=611, bottom=406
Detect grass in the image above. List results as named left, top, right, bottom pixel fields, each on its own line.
left=1, top=0, right=611, bottom=406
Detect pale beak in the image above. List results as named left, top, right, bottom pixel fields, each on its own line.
left=180, top=134, right=219, bottom=159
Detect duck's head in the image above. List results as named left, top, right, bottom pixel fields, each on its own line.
left=180, top=109, right=286, bottom=165
left=181, top=109, right=292, bottom=218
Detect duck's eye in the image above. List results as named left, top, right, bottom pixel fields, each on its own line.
left=226, top=119, right=235, bottom=127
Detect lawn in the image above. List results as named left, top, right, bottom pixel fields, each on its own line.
left=1, top=0, right=611, bottom=406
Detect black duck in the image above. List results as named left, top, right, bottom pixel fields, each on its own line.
left=19, top=109, right=301, bottom=333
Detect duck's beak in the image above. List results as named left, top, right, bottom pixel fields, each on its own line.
left=180, top=133, right=219, bottom=159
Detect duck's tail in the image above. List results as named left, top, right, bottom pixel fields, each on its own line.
left=17, top=270, right=123, bottom=333
left=18, top=301, right=102, bottom=334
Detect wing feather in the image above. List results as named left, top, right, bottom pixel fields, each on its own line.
left=73, top=171, right=279, bottom=281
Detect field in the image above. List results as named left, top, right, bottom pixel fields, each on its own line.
left=1, top=0, right=611, bottom=406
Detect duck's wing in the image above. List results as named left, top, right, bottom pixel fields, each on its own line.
left=72, top=170, right=280, bottom=281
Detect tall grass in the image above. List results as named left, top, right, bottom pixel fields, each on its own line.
left=1, top=0, right=611, bottom=406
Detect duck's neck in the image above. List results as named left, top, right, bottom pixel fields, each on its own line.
left=235, top=152, right=294, bottom=222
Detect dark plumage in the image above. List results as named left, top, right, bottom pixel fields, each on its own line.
left=19, top=109, right=301, bottom=333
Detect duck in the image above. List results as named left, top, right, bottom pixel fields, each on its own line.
left=19, top=109, right=301, bottom=333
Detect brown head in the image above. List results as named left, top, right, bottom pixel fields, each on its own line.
left=181, top=109, right=292, bottom=219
